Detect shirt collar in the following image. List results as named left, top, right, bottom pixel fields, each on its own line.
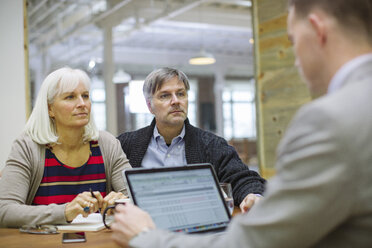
left=328, top=53, right=372, bottom=94
left=153, top=124, right=186, bottom=141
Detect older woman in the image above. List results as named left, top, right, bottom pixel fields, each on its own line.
left=0, top=67, right=131, bottom=227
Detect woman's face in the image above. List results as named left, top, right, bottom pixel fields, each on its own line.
left=48, top=81, right=91, bottom=131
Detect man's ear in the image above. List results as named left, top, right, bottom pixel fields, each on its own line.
left=146, top=100, right=154, bottom=114
left=308, top=13, right=327, bottom=46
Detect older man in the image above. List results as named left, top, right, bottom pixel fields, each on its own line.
left=113, top=0, right=372, bottom=246
left=117, top=67, right=266, bottom=211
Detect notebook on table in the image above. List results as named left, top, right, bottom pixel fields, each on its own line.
left=56, top=213, right=113, bottom=231
left=122, top=163, right=231, bottom=234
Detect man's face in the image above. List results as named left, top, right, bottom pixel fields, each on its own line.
left=287, top=6, right=327, bottom=97
left=148, top=76, right=188, bottom=129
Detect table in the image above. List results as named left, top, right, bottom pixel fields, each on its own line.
left=0, top=228, right=117, bottom=248
left=0, top=207, right=241, bottom=247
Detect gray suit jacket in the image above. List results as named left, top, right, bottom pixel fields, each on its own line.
left=129, top=59, right=372, bottom=248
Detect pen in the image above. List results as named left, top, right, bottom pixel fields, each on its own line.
left=90, top=188, right=101, bottom=214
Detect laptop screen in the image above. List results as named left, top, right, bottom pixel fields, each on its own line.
left=123, top=164, right=231, bottom=233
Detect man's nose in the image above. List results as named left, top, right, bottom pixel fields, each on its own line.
left=170, top=93, right=180, bottom=104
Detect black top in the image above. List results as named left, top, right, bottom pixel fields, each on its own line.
left=117, top=118, right=266, bottom=205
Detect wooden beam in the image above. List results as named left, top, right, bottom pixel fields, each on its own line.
left=252, top=0, right=311, bottom=179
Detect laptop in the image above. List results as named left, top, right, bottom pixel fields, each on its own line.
left=122, top=163, right=231, bottom=234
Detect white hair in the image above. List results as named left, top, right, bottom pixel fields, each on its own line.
left=24, top=67, right=99, bottom=144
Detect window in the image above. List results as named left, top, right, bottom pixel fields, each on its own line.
left=91, top=77, right=106, bottom=131
left=223, top=79, right=256, bottom=140
left=127, top=80, right=153, bottom=130
left=187, top=79, right=197, bottom=126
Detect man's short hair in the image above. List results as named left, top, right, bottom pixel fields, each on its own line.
left=143, top=67, right=190, bottom=101
left=289, top=0, right=372, bottom=44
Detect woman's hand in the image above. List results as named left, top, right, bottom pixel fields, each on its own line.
left=102, top=191, right=127, bottom=215
left=64, top=191, right=101, bottom=222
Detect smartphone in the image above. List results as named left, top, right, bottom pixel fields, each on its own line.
left=62, top=232, right=86, bottom=243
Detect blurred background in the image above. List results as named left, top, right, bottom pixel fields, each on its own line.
left=27, top=0, right=258, bottom=168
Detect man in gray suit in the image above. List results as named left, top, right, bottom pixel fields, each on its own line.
left=111, top=0, right=372, bottom=247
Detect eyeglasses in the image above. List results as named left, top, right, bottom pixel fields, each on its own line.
left=155, top=91, right=188, bottom=102
left=19, top=225, right=59, bottom=234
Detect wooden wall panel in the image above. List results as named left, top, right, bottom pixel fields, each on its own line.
left=252, top=0, right=311, bottom=178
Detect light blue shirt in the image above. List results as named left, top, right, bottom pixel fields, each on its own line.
left=328, top=53, right=372, bottom=94
left=141, top=125, right=187, bottom=168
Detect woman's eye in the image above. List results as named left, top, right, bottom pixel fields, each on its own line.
left=65, top=95, right=74, bottom=99
left=82, top=94, right=90, bottom=99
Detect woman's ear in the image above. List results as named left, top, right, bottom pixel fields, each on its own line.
left=48, top=105, right=55, bottom=118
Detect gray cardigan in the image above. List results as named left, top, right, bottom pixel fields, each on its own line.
left=0, top=130, right=131, bottom=228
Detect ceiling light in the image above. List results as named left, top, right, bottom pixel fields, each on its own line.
left=88, top=59, right=96, bottom=69
left=189, top=49, right=216, bottom=65
left=233, top=1, right=252, bottom=7
left=113, top=69, right=132, bottom=84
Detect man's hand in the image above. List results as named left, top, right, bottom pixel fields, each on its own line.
left=239, top=193, right=262, bottom=213
left=111, top=203, right=156, bottom=248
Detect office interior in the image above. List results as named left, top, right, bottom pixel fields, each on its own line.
left=0, top=0, right=309, bottom=178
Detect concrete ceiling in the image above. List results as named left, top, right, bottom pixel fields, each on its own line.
left=27, top=0, right=254, bottom=78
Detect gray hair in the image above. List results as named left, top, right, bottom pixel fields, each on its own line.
left=143, top=67, right=190, bottom=102
left=24, top=67, right=99, bottom=144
